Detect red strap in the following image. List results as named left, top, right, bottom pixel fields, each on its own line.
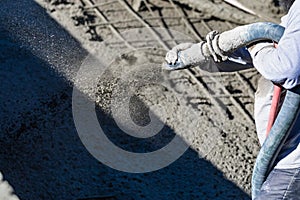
left=266, top=84, right=282, bottom=137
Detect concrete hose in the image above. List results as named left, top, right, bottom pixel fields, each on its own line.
left=252, top=86, right=300, bottom=199
left=205, top=22, right=284, bottom=55
left=165, top=22, right=300, bottom=199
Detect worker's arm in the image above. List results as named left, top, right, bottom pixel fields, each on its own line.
left=249, top=1, right=300, bottom=89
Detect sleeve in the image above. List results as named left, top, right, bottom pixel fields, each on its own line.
left=249, top=1, right=300, bottom=89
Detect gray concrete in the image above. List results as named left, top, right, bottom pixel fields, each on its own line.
left=0, top=0, right=253, bottom=199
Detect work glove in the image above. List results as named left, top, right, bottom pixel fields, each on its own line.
left=164, top=31, right=228, bottom=70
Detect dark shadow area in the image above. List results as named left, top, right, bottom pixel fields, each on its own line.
left=0, top=0, right=250, bottom=199
left=96, top=91, right=177, bottom=153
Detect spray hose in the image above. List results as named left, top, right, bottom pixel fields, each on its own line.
left=252, top=86, right=300, bottom=199
left=165, top=22, right=300, bottom=199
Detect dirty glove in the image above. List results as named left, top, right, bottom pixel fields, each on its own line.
left=164, top=42, right=205, bottom=70
left=164, top=30, right=228, bottom=70
left=165, top=42, right=194, bottom=65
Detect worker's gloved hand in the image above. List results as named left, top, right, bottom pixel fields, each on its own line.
left=164, top=30, right=228, bottom=70
left=164, top=42, right=206, bottom=70
left=165, top=43, right=193, bottom=65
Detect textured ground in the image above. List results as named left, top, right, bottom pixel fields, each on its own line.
left=0, top=0, right=285, bottom=199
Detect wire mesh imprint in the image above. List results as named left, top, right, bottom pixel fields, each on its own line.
left=70, top=0, right=263, bottom=123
